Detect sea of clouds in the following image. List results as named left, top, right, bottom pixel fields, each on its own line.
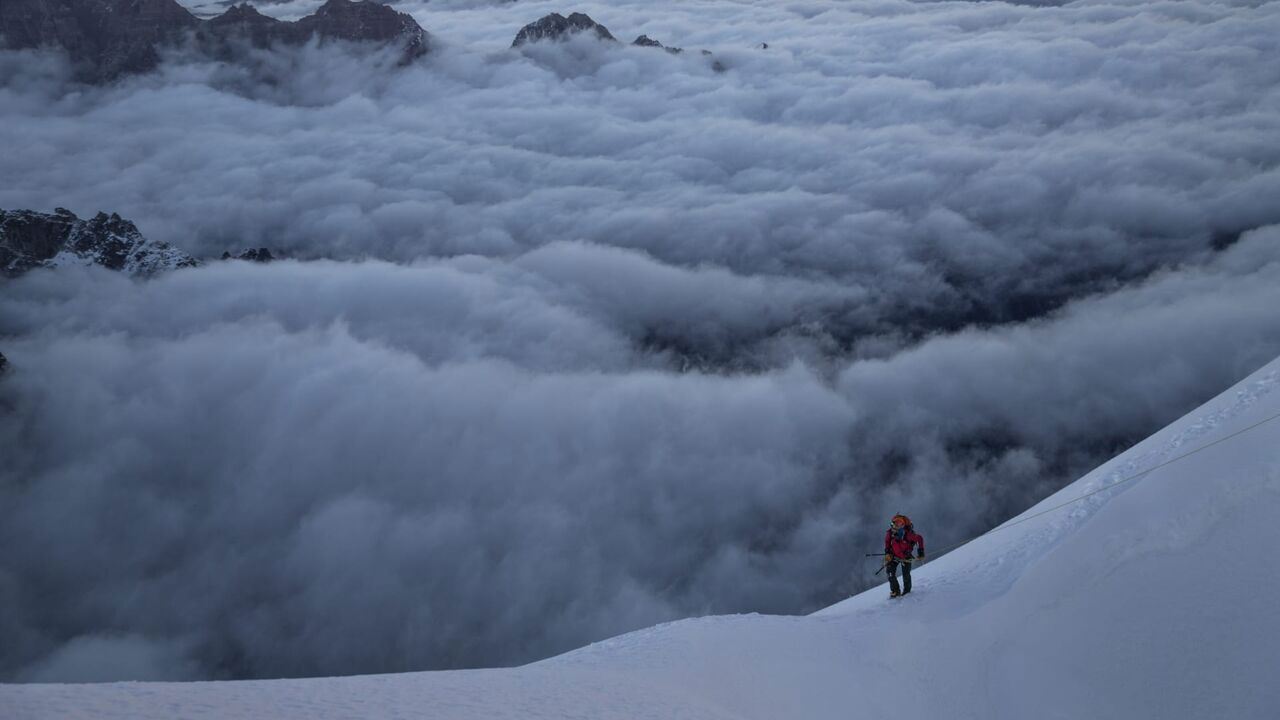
left=2, top=0, right=1279, bottom=682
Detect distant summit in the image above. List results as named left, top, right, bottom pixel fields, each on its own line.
left=0, top=208, right=196, bottom=278
left=510, top=13, right=727, bottom=71
left=200, top=1, right=428, bottom=61
left=221, top=248, right=276, bottom=263
left=511, top=13, right=616, bottom=47
left=633, top=35, right=683, bottom=54
left=0, top=0, right=197, bottom=81
left=0, top=0, right=430, bottom=83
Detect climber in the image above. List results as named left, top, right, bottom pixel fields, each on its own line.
left=884, top=514, right=925, bottom=598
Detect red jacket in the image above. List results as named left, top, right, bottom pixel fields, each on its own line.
left=885, top=526, right=925, bottom=560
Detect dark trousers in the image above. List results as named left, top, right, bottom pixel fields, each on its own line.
left=887, top=559, right=911, bottom=594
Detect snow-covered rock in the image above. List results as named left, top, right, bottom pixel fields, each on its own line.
left=1, top=208, right=196, bottom=278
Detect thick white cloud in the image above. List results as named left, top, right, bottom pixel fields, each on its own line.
left=4, top=0, right=1277, bottom=293
left=2, top=0, right=1280, bottom=682
left=3, top=228, right=1279, bottom=680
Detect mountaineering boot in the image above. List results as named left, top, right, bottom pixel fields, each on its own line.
left=889, top=590, right=901, bottom=598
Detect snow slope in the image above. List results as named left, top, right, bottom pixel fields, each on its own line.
left=5, top=357, right=1280, bottom=719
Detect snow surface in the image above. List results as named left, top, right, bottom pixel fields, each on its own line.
left=5, top=357, right=1280, bottom=719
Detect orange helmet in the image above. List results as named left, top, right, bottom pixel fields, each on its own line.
left=891, top=514, right=911, bottom=528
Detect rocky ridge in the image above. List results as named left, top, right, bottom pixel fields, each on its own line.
left=0, top=0, right=429, bottom=82
left=222, top=247, right=276, bottom=262
left=199, top=2, right=427, bottom=61
left=1, top=208, right=197, bottom=278
left=633, top=35, right=683, bottom=54
left=512, top=13, right=725, bottom=71
left=511, top=12, right=616, bottom=47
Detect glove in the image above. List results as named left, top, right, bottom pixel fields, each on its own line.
left=916, top=553, right=926, bottom=563
left=884, top=553, right=893, bottom=564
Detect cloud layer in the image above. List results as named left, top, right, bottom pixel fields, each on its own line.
left=2, top=0, right=1280, bottom=682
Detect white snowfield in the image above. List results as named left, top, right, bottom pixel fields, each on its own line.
left=6, top=357, right=1280, bottom=720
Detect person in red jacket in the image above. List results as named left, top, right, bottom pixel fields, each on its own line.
left=884, top=514, right=925, bottom=598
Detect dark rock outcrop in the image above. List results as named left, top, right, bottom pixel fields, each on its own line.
left=221, top=247, right=276, bottom=263
left=295, top=0, right=427, bottom=58
left=0, top=0, right=429, bottom=82
left=199, top=1, right=427, bottom=61
left=702, top=49, right=726, bottom=73
left=1, top=208, right=196, bottom=278
left=632, top=35, right=682, bottom=54
left=200, top=1, right=428, bottom=62
left=0, top=0, right=198, bottom=81
left=632, top=34, right=724, bottom=71
left=0, top=352, right=8, bottom=376
left=511, top=13, right=615, bottom=48
left=202, top=3, right=286, bottom=50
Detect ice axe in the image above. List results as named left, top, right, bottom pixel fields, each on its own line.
left=866, top=552, right=892, bottom=575
left=872, top=554, right=915, bottom=576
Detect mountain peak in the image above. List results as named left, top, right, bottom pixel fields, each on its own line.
left=512, top=12, right=617, bottom=48
left=0, top=208, right=197, bottom=277
left=0, top=0, right=430, bottom=82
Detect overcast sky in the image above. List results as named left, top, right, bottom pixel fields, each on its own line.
left=2, top=0, right=1279, bottom=683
